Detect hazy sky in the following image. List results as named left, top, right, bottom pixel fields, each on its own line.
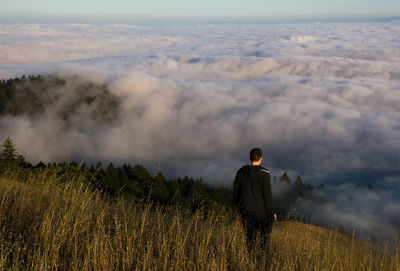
left=1, top=0, right=400, bottom=20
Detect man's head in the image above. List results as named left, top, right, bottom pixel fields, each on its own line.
left=250, top=148, right=263, bottom=165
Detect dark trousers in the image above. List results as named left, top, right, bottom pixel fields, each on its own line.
left=241, top=214, right=273, bottom=251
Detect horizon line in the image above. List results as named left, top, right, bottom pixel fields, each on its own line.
left=1, top=14, right=400, bottom=25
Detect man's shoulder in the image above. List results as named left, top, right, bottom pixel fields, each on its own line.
left=259, top=166, right=270, bottom=174
left=235, top=165, right=248, bottom=177
left=251, top=165, right=270, bottom=173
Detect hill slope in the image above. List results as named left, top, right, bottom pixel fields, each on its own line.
left=0, top=171, right=398, bottom=270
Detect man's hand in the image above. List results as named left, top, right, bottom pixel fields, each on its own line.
left=274, top=213, right=277, bottom=221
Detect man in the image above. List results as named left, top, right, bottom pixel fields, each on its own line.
left=233, top=147, right=275, bottom=250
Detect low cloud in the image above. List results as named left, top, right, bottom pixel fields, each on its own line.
left=285, top=36, right=318, bottom=43
left=296, top=180, right=400, bottom=241
left=0, top=22, right=399, bottom=183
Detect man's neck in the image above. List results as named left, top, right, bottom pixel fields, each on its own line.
left=251, top=157, right=262, bottom=166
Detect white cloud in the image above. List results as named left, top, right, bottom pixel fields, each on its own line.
left=0, top=22, right=398, bottom=179
left=297, top=182, right=400, bottom=241
left=286, top=35, right=318, bottom=43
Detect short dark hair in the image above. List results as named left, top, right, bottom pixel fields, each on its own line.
left=250, top=148, right=263, bottom=162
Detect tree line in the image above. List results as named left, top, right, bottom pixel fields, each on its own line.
left=0, top=74, right=119, bottom=123
left=0, top=136, right=233, bottom=213
left=0, top=136, right=313, bottom=218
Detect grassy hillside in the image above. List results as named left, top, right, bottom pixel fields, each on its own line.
left=0, top=170, right=398, bottom=270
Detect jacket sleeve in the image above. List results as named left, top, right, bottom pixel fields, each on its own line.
left=263, top=173, right=273, bottom=215
left=233, top=171, right=241, bottom=209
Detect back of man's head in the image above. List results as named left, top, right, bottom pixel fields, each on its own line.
left=250, top=148, right=263, bottom=162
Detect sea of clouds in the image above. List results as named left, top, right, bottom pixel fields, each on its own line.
left=0, top=22, right=399, bottom=239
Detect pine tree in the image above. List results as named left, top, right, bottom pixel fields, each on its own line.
left=0, top=137, right=18, bottom=164
left=92, top=161, right=105, bottom=189
left=294, top=175, right=307, bottom=196
left=151, top=173, right=169, bottom=203
left=167, top=180, right=182, bottom=203
left=279, top=171, right=291, bottom=185
left=104, top=162, right=120, bottom=194
left=131, top=164, right=152, bottom=194
left=295, top=175, right=303, bottom=185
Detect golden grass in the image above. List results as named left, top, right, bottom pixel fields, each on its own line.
left=270, top=221, right=399, bottom=271
left=0, top=170, right=398, bottom=270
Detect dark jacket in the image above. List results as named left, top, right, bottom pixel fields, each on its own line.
left=233, top=165, right=273, bottom=217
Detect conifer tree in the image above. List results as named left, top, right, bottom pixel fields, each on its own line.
left=104, top=162, right=120, bottom=194
left=295, top=175, right=303, bottom=185
left=0, top=137, right=18, bottom=164
left=95, top=161, right=104, bottom=171
left=151, top=173, right=169, bottom=203
left=279, top=171, right=291, bottom=185
left=167, top=180, right=182, bottom=203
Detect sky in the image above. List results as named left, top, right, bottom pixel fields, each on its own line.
left=1, top=0, right=400, bottom=21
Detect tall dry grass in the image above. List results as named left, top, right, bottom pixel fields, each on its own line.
left=0, top=170, right=398, bottom=270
